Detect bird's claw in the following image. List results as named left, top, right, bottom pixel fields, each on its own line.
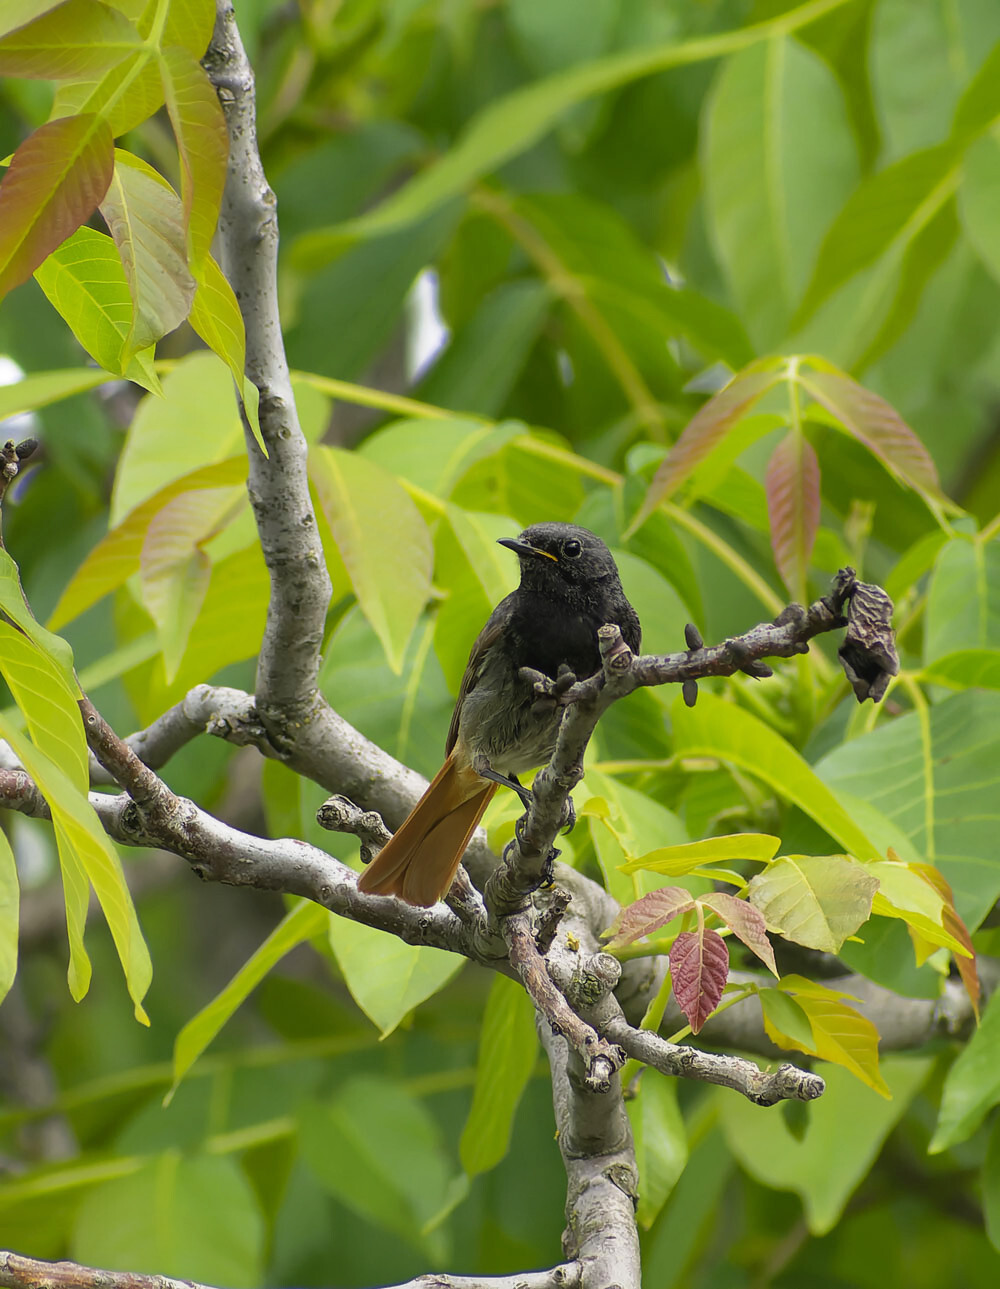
left=523, top=663, right=579, bottom=717
left=559, top=795, right=576, bottom=834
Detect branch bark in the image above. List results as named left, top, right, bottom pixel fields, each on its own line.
left=0, top=1254, right=583, bottom=1289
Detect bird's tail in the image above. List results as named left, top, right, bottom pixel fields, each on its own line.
left=357, top=753, right=496, bottom=907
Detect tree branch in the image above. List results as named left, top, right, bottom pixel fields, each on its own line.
left=0, top=1253, right=581, bottom=1289
left=203, top=2, right=332, bottom=719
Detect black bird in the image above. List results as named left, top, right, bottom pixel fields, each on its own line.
left=357, top=522, right=642, bottom=906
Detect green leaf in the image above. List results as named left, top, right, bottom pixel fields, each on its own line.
left=817, top=689, right=1000, bottom=929
left=0, top=547, right=75, bottom=676
left=310, top=445, right=433, bottom=673
left=872, top=0, right=1000, bottom=159
left=792, top=142, right=959, bottom=328
left=720, top=1056, right=933, bottom=1232
left=584, top=768, right=688, bottom=905
left=621, top=833, right=781, bottom=876
left=98, top=149, right=195, bottom=356
left=0, top=643, right=150, bottom=1020
left=702, top=34, right=858, bottom=347
left=33, top=226, right=159, bottom=391
left=50, top=43, right=162, bottom=137
left=671, top=692, right=879, bottom=860
left=0, top=828, right=18, bottom=1006
left=959, top=134, right=1000, bottom=288
left=320, top=608, right=452, bottom=780
left=760, top=987, right=816, bottom=1051
left=0, top=2, right=66, bottom=41
left=748, top=854, right=878, bottom=954
left=0, top=365, right=118, bottom=420
left=985, top=1116, right=1000, bottom=1253
left=327, top=911, right=463, bottom=1037
left=930, top=986, right=1000, bottom=1151
left=299, top=1077, right=453, bottom=1257
left=459, top=973, right=538, bottom=1177
left=417, top=279, right=551, bottom=415
left=360, top=418, right=513, bottom=497
left=111, top=351, right=246, bottom=522
left=921, top=648, right=1000, bottom=689
left=0, top=0, right=141, bottom=79
left=1, top=113, right=113, bottom=300
left=170, top=900, right=329, bottom=1097
left=188, top=255, right=262, bottom=450
left=627, top=1074, right=688, bottom=1230
left=291, top=0, right=853, bottom=265
left=159, top=44, right=227, bottom=268
left=72, top=1152, right=264, bottom=1288
left=924, top=535, right=1000, bottom=662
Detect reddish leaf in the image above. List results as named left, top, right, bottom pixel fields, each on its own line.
left=0, top=0, right=141, bottom=80
left=604, top=886, right=695, bottom=950
left=0, top=114, right=113, bottom=299
left=627, top=360, right=782, bottom=531
left=700, top=891, right=778, bottom=976
left=765, top=430, right=820, bottom=597
left=160, top=44, right=228, bottom=267
left=670, top=927, right=729, bottom=1034
left=910, top=860, right=980, bottom=1019
left=798, top=365, right=947, bottom=505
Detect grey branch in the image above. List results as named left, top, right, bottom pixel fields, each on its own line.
left=203, top=2, right=332, bottom=716
left=0, top=1253, right=580, bottom=1289
left=542, top=1029, right=640, bottom=1289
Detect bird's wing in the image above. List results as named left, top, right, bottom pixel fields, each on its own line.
left=445, top=596, right=514, bottom=756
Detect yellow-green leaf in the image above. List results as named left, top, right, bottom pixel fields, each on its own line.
left=310, top=446, right=433, bottom=673
left=0, top=828, right=18, bottom=1006
left=620, top=832, right=781, bottom=875
left=748, top=854, right=878, bottom=953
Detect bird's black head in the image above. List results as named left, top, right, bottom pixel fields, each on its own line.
left=497, top=523, right=621, bottom=592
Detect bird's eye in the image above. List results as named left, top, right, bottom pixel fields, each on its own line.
left=562, top=539, right=582, bottom=559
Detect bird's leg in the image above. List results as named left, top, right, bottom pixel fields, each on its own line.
left=560, top=795, right=576, bottom=834
left=473, top=755, right=533, bottom=809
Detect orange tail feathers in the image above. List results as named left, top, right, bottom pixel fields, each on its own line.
left=357, top=753, right=496, bottom=907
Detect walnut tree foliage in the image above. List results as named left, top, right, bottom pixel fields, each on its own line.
left=1, top=0, right=1000, bottom=1286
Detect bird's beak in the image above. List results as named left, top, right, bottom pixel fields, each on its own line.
left=497, top=538, right=558, bottom=562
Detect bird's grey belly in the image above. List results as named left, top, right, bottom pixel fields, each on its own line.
left=456, top=667, right=561, bottom=776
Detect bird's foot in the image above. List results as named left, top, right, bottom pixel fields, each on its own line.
left=559, top=795, right=576, bottom=834
left=521, top=662, right=579, bottom=716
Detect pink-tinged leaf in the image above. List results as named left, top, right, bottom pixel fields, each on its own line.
left=627, top=360, right=783, bottom=532
left=0, top=114, right=113, bottom=299
left=765, top=430, right=820, bottom=597
left=797, top=365, right=948, bottom=505
left=98, top=149, right=195, bottom=355
left=48, top=457, right=247, bottom=630
left=700, top=891, right=778, bottom=976
left=0, top=0, right=141, bottom=79
left=670, top=927, right=729, bottom=1034
left=160, top=45, right=228, bottom=268
left=604, top=887, right=696, bottom=950
left=910, top=861, right=980, bottom=1019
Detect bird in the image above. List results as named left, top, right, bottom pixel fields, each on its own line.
left=357, top=522, right=641, bottom=906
